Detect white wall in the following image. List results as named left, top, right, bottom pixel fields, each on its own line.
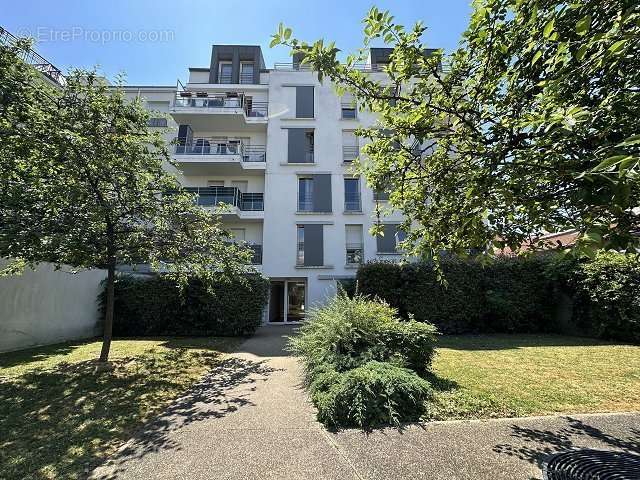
left=263, top=70, right=404, bottom=308
left=0, top=262, right=106, bottom=352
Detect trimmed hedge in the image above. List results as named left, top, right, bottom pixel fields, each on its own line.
left=102, top=274, right=269, bottom=337
left=289, top=293, right=438, bottom=428
left=357, top=256, right=556, bottom=334
left=356, top=253, right=640, bottom=343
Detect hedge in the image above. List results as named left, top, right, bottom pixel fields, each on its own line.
left=552, top=252, right=640, bottom=343
left=101, top=274, right=269, bottom=337
left=356, top=253, right=639, bottom=342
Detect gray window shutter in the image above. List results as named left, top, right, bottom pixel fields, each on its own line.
left=303, top=224, right=324, bottom=266
left=288, top=129, right=308, bottom=163
left=296, top=86, right=314, bottom=118
left=312, top=174, right=332, bottom=212
left=377, top=224, right=398, bottom=253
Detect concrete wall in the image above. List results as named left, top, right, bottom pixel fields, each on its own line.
left=0, top=262, right=106, bottom=352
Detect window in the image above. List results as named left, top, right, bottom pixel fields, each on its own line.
left=376, top=224, right=405, bottom=254
left=240, top=62, right=254, bottom=84
left=345, top=225, right=363, bottom=265
left=341, top=93, right=357, bottom=119
left=373, top=189, right=390, bottom=201
left=218, top=62, right=233, bottom=83
left=229, top=228, right=246, bottom=243
left=147, top=117, right=168, bottom=127
left=296, top=224, right=324, bottom=266
left=342, top=131, right=359, bottom=163
left=295, top=86, right=314, bottom=118
left=298, top=178, right=314, bottom=212
left=287, top=129, right=314, bottom=163
left=297, top=174, right=332, bottom=213
left=344, top=178, right=361, bottom=212
left=296, top=225, right=305, bottom=265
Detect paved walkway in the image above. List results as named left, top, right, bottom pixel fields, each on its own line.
left=91, top=326, right=640, bottom=480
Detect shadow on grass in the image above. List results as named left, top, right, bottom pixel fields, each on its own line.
left=0, top=347, right=277, bottom=480
left=436, top=334, right=629, bottom=351
left=90, top=356, right=278, bottom=480
left=0, top=339, right=94, bottom=370
left=493, top=416, right=640, bottom=469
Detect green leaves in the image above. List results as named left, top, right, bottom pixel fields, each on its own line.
left=543, top=18, right=555, bottom=38
left=576, top=15, right=591, bottom=36
left=266, top=0, right=640, bottom=260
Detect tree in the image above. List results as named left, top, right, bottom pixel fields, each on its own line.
left=271, top=1, right=640, bottom=258
left=0, top=39, right=252, bottom=362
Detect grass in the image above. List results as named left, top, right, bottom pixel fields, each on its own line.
left=426, top=334, right=640, bottom=421
left=0, top=337, right=241, bottom=480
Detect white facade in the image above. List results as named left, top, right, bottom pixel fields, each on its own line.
left=123, top=45, right=405, bottom=323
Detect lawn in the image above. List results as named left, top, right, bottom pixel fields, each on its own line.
left=0, top=337, right=241, bottom=480
left=426, top=334, right=640, bottom=421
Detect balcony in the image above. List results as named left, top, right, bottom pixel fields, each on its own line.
left=172, top=138, right=266, bottom=174
left=0, top=27, right=66, bottom=87
left=170, top=92, right=268, bottom=131
left=183, top=186, right=264, bottom=221
left=342, top=146, right=359, bottom=163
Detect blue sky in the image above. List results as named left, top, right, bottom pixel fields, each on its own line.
left=3, top=0, right=472, bottom=85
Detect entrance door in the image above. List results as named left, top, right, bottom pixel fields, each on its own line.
left=269, top=281, right=285, bottom=323
left=286, top=281, right=306, bottom=322
left=268, top=280, right=306, bottom=323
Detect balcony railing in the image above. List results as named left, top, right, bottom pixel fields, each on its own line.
left=273, top=61, right=449, bottom=73
left=182, top=186, right=264, bottom=211
left=218, top=72, right=233, bottom=84
left=174, top=139, right=266, bottom=162
left=346, top=243, right=364, bottom=265
left=0, top=26, right=66, bottom=87
left=173, top=93, right=268, bottom=118
left=342, top=146, right=359, bottom=163
left=239, top=72, right=254, bottom=84
left=344, top=192, right=362, bottom=212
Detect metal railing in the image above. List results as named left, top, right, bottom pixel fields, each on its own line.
left=218, top=72, right=233, bottom=84
left=273, top=61, right=449, bottom=73
left=298, top=197, right=314, bottom=212
left=342, top=146, right=359, bottom=163
left=346, top=243, right=364, bottom=265
left=174, top=139, right=266, bottom=161
left=273, top=62, right=313, bottom=71
left=181, top=186, right=264, bottom=211
left=344, top=192, right=361, bottom=212
left=341, top=102, right=357, bottom=119
left=239, top=72, right=254, bottom=84
left=172, top=94, right=268, bottom=118
left=243, top=145, right=267, bottom=162
left=0, top=26, right=66, bottom=87
left=248, top=244, right=262, bottom=264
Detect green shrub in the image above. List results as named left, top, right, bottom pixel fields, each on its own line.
left=357, top=257, right=556, bottom=334
left=102, top=274, right=269, bottom=337
left=289, top=294, right=437, bottom=429
left=289, top=293, right=438, bottom=376
left=310, top=361, right=432, bottom=429
left=558, top=252, right=640, bottom=343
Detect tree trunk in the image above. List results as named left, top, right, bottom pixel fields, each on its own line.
left=99, top=258, right=116, bottom=363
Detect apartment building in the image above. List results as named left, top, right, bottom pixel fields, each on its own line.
left=122, top=44, right=407, bottom=323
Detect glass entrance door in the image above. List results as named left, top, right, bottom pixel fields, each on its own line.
left=286, top=281, right=306, bottom=322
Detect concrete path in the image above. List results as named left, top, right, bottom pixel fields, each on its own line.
left=91, top=326, right=640, bottom=480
